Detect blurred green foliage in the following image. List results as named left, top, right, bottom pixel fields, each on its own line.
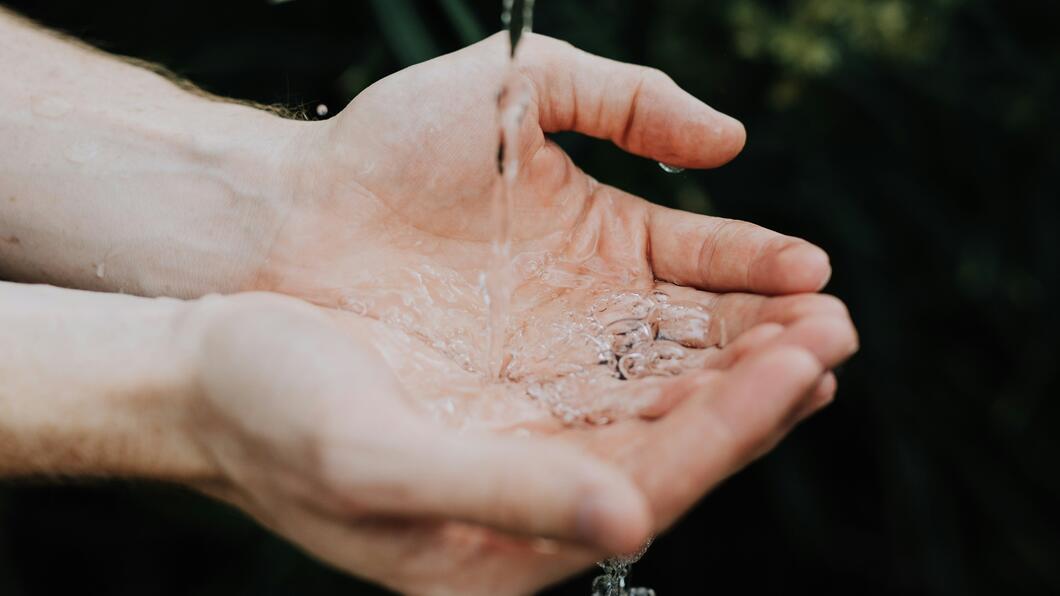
left=1, top=0, right=1057, bottom=594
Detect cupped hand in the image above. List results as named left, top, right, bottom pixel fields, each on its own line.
left=256, top=33, right=834, bottom=377
left=183, top=291, right=855, bottom=596
left=216, top=31, right=860, bottom=595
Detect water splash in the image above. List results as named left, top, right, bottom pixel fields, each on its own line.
left=591, top=538, right=656, bottom=596
left=658, top=162, right=684, bottom=174
left=518, top=288, right=724, bottom=426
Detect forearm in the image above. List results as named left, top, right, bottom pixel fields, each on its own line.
left=0, top=281, right=214, bottom=481
left=0, top=8, right=307, bottom=297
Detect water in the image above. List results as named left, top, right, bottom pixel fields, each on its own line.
left=513, top=287, right=724, bottom=425
left=485, top=0, right=536, bottom=378
left=591, top=538, right=656, bottom=596
left=658, top=162, right=684, bottom=174
left=325, top=4, right=729, bottom=589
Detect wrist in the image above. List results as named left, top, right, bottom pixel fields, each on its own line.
left=167, top=102, right=316, bottom=296
left=0, top=284, right=219, bottom=484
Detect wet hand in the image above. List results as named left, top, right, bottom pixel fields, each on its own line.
left=237, top=32, right=860, bottom=593
left=182, top=292, right=854, bottom=596
left=255, top=31, right=850, bottom=410
left=182, top=292, right=655, bottom=594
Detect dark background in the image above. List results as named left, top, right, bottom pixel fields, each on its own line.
left=1, top=0, right=1057, bottom=594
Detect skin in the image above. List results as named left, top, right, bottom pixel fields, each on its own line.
left=0, top=10, right=858, bottom=596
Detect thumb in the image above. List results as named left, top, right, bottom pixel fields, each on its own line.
left=522, top=33, right=746, bottom=169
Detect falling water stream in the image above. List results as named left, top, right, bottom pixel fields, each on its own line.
left=491, top=2, right=657, bottom=594
left=484, top=0, right=534, bottom=379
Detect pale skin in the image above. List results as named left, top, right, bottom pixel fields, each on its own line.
left=0, top=8, right=858, bottom=596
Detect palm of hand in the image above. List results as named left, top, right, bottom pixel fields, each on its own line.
left=266, top=35, right=730, bottom=425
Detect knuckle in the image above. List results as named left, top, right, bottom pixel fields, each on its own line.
left=640, top=66, right=672, bottom=86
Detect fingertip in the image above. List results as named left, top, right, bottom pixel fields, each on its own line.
left=577, top=482, right=653, bottom=555
left=710, top=111, right=747, bottom=167
left=747, top=345, right=824, bottom=390
left=778, top=314, right=860, bottom=370
left=774, top=242, right=832, bottom=293
left=794, top=372, right=838, bottom=425
left=675, top=104, right=747, bottom=169
left=817, top=371, right=838, bottom=405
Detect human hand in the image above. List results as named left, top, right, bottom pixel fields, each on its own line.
left=181, top=291, right=855, bottom=596
left=0, top=17, right=860, bottom=595
left=246, top=33, right=845, bottom=422
left=0, top=277, right=854, bottom=596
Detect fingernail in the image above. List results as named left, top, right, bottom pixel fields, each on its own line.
left=780, top=243, right=832, bottom=291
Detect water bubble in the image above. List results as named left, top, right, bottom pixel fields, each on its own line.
left=592, top=538, right=654, bottom=595
left=315, top=103, right=329, bottom=117
left=339, top=296, right=369, bottom=316
left=604, top=318, right=655, bottom=356
left=650, top=290, right=670, bottom=303
left=648, top=340, right=687, bottom=376
left=618, top=352, right=649, bottom=380
left=656, top=302, right=714, bottom=348
left=658, top=162, right=685, bottom=174
left=587, top=412, right=612, bottom=426
left=592, top=573, right=623, bottom=596
left=592, top=292, right=656, bottom=326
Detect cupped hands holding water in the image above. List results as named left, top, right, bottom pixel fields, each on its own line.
left=0, top=13, right=857, bottom=596
left=215, top=33, right=858, bottom=594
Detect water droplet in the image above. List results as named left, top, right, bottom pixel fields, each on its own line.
left=315, top=103, right=329, bottom=117
left=339, top=296, right=369, bottom=316
left=648, top=340, right=687, bottom=376
left=656, top=302, right=714, bottom=348
left=658, top=162, right=685, bottom=174
left=604, top=318, right=654, bottom=356
left=591, top=574, right=617, bottom=596
left=618, top=352, right=649, bottom=379
left=94, top=262, right=105, bottom=279
left=592, top=537, right=655, bottom=595
left=592, top=292, right=656, bottom=326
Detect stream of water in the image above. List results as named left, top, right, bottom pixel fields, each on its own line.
left=485, top=0, right=535, bottom=379
left=493, top=3, right=659, bottom=594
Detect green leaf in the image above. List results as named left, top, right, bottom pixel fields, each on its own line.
left=369, top=0, right=440, bottom=66
left=437, top=0, right=487, bottom=45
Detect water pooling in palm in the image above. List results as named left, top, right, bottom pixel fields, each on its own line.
left=265, top=26, right=751, bottom=430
